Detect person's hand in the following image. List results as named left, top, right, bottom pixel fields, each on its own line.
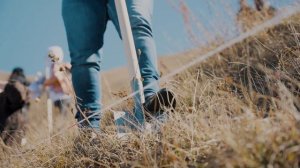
left=58, top=63, right=72, bottom=72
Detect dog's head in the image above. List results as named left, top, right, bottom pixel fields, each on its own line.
left=4, top=80, right=29, bottom=112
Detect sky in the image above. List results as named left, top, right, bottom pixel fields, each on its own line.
left=0, top=0, right=297, bottom=75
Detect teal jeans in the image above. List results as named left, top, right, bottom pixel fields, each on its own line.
left=62, top=0, right=160, bottom=129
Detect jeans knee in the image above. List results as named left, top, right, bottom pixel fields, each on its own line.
left=130, top=16, right=153, bottom=37
left=70, top=51, right=102, bottom=71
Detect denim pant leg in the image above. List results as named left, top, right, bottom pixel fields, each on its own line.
left=107, top=0, right=160, bottom=99
left=62, top=0, right=108, bottom=129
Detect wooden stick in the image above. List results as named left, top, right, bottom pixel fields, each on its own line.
left=115, top=0, right=145, bottom=124
left=45, top=66, right=53, bottom=142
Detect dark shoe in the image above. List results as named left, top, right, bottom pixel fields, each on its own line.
left=143, top=88, right=176, bottom=114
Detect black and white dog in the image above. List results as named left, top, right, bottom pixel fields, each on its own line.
left=0, top=76, right=29, bottom=146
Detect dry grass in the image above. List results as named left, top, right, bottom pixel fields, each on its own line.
left=1, top=11, right=300, bottom=168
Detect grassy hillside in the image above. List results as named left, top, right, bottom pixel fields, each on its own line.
left=101, top=49, right=198, bottom=105
left=1, top=13, right=300, bottom=168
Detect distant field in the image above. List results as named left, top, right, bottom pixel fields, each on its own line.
left=0, top=72, right=8, bottom=92
left=0, top=71, right=8, bottom=81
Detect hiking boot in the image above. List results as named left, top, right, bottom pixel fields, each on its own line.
left=143, top=88, right=176, bottom=114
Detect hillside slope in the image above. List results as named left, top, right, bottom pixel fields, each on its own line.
left=1, top=14, right=300, bottom=168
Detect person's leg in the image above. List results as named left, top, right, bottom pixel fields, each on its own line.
left=107, top=0, right=176, bottom=115
left=54, top=100, right=64, bottom=115
left=59, top=99, right=71, bottom=116
left=107, top=0, right=160, bottom=99
left=62, top=0, right=108, bottom=129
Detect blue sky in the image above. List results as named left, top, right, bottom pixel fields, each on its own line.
left=0, top=0, right=296, bottom=75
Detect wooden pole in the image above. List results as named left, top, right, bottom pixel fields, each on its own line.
left=45, top=66, right=53, bottom=142
left=115, top=0, right=145, bottom=124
